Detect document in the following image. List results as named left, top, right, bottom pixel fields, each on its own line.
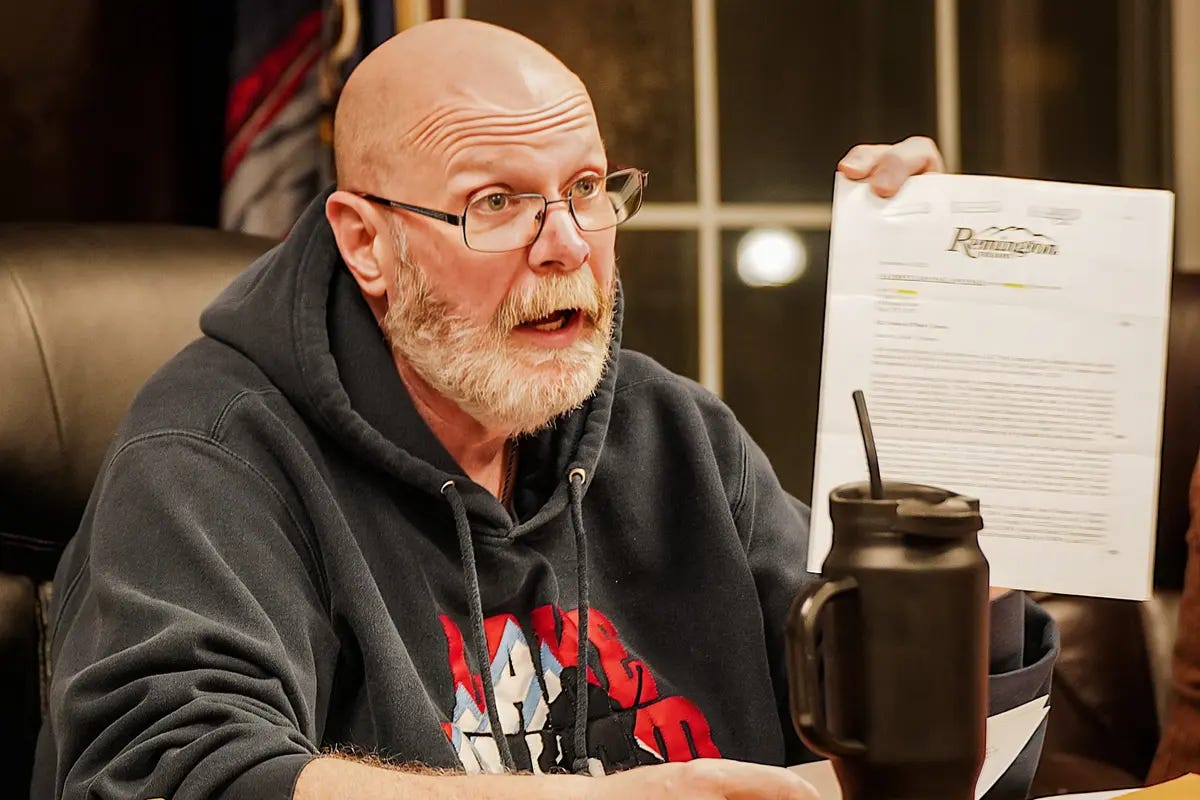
left=809, top=173, right=1174, bottom=600
left=789, top=695, right=1049, bottom=799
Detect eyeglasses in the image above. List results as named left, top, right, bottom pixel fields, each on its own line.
left=355, top=167, right=648, bottom=253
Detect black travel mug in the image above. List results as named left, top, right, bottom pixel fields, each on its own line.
left=787, top=481, right=989, bottom=800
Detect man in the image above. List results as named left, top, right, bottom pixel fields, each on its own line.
left=33, top=18, right=1055, bottom=800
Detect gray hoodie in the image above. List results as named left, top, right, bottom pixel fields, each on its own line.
left=33, top=190, right=1057, bottom=800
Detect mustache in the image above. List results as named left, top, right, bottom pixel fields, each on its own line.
left=495, top=270, right=606, bottom=330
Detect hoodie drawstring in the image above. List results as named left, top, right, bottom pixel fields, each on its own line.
left=441, top=480, right=517, bottom=772
left=567, top=467, right=602, bottom=777
left=441, top=470, right=602, bottom=778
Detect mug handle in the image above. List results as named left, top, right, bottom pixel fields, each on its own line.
left=786, top=577, right=867, bottom=757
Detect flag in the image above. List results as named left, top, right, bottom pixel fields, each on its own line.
left=219, top=1, right=427, bottom=236
left=220, top=1, right=328, bottom=237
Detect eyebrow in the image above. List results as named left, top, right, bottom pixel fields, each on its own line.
left=447, top=158, right=607, bottom=202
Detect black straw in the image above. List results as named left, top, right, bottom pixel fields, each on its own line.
left=852, top=390, right=884, bottom=500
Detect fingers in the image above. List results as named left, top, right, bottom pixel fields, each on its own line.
left=870, top=135, right=944, bottom=197
left=684, top=759, right=821, bottom=800
left=837, top=144, right=891, bottom=180
left=837, top=136, right=946, bottom=198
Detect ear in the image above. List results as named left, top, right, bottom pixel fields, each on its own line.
left=326, top=190, right=392, bottom=302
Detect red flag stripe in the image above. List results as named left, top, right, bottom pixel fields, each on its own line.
left=222, top=36, right=322, bottom=182
left=225, top=10, right=323, bottom=140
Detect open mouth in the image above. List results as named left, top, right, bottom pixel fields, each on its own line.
left=519, top=308, right=579, bottom=333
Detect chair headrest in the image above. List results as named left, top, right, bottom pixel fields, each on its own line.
left=0, top=224, right=273, bottom=578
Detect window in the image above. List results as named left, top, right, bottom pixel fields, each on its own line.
left=452, top=0, right=1171, bottom=504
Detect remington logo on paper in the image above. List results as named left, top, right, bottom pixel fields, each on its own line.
left=946, top=226, right=1060, bottom=259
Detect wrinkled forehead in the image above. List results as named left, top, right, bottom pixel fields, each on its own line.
left=400, top=87, right=606, bottom=191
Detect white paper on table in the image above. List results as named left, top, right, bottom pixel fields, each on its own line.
left=789, top=695, right=1049, bottom=799
left=809, top=173, right=1175, bottom=600
left=976, top=696, right=1051, bottom=796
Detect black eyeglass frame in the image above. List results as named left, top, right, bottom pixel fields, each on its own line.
left=354, top=167, right=648, bottom=253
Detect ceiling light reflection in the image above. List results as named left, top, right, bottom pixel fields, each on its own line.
left=736, top=228, right=807, bottom=287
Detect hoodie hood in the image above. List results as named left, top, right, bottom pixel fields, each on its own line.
left=200, top=187, right=622, bottom=540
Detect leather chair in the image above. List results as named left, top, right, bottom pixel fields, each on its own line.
left=0, top=224, right=273, bottom=796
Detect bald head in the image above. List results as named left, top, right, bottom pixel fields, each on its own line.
left=334, top=19, right=595, bottom=190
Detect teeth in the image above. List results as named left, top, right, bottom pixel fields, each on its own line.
left=531, top=316, right=567, bottom=332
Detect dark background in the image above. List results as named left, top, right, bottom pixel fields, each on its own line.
left=0, top=2, right=234, bottom=225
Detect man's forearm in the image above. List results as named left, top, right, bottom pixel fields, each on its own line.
left=294, top=756, right=590, bottom=800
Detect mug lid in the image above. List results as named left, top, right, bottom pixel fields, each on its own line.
left=893, top=496, right=983, bottom=537
left=829, top=481, right=983, bottom=537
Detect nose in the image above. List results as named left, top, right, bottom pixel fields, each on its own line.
left=528, top=200, right=589, bottom=274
